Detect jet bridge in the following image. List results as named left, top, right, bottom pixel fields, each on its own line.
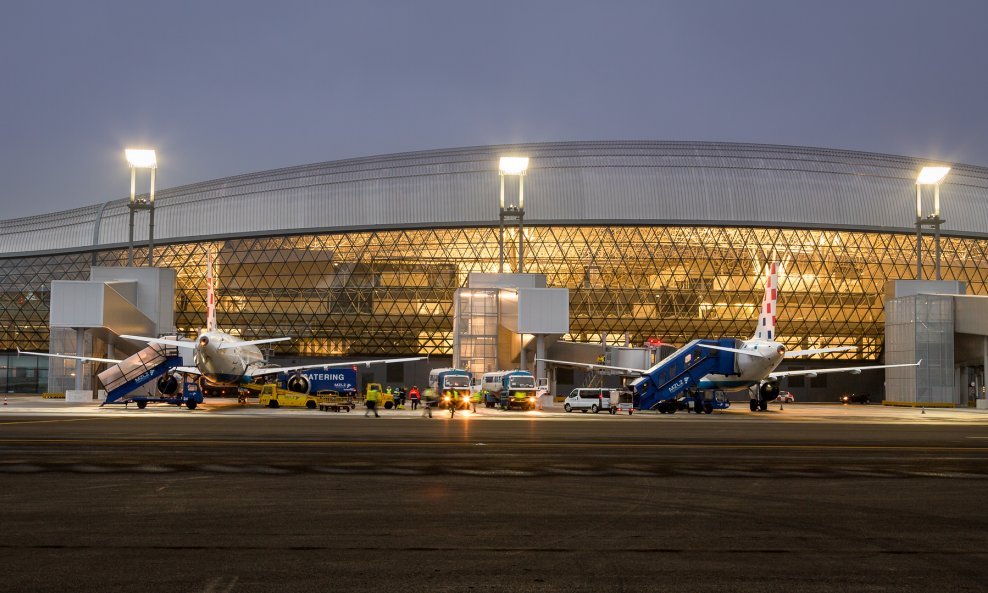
left=631, top=338, right=739, bottom=412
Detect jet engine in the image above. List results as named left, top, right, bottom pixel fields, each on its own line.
left=286, top=373, right=311, bottom=394
left=759, top=381, right=779, bottom=400
left=749, top=381, right=779, bottom=411
left=156, top=373, right=180, bottom=395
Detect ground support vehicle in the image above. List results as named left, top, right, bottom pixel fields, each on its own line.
left=631, top=338, right=738, bottom=413
left=96, top=344, right=203, bottom=409
left=563, top=388, right=612, bottom=414
left=128, top=374, right=205, bottom=410
left=258, top=384, right=326, bottom=409
left=429, top=368, right=473, bottom=410
left=479, top=370, right=538, bottom=410
left=610, top=390, right=635, bottom=415
left=316, top=390, right=356, bottom=412
left=364, top=383, right=395, bottom=409
left=276, top=368, right=357, bottom=396
left=675, top=389, right=731, bottom=414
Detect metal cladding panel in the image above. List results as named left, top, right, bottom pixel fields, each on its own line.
left=516, top=288, right=570, bottom=334
left=4, top=141, right=988, bottom=256
left=50, top=281, right=105, bottom=327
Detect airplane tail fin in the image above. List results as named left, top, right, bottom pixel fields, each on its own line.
left=206, top=245, right=217, bottom=332
left=753, top=262, right=778, bottom=341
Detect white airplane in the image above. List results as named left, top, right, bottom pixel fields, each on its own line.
left=540, top=262, right=921, bottom=412
left=24, top=248, right=423, bottom=395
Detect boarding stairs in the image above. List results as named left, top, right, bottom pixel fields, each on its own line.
left=97, top=343, right=184, bottom=405
left=579, top=368, right=604, bottom=388
left=631, top=338, right=739, bottom=411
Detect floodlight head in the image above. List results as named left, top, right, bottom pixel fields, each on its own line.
left=499, top=156, right=529, bottom=175
left=125, top=149, right=157, bottom=168
left=916, top=166, right=950, bottom=185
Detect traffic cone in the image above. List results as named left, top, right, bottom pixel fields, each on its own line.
left=3, top=396, right=7, bottom=405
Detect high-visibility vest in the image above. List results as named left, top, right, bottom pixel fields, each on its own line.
left=366, top=390, right=380, bottom=402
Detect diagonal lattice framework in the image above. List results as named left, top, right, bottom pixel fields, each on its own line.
left=1, top=226, right=985, bottom=360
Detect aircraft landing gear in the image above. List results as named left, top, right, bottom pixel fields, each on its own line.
left=749, top=399, right=758, bottom=412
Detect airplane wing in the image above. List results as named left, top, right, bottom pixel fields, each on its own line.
left=696, top=343, right=771, bottom=358
left=18, top=349, right=122, bottom=364
left=535, top=358, right=647, bottom=374
left=172, top=366, right=202, bottom=376
left=118, top=335, right=194, bottom=349
left=784, top=346, right=856, bottom=358
left=249, top=356, right=427, bottom=377
left=769, top=360, right=922, bottom=380
left=218, top=337, right=292, bottom=350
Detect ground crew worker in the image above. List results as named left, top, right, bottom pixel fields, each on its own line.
left=422, top=388, right=436, bottom=418
left=409, top=386, right=421, bottom=410
left=365, top=385, right=381, bottom=417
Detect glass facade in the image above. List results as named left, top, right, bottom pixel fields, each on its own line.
left=885, top=294, right=956, bottom=404
left=0, top=353, right=48, bottom=394
left=4, top=226, right=988, bottom=366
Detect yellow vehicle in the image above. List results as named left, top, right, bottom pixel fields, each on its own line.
left=317, top=390, right=356, bottom=412
left=364, top=383, right=395, bottom=409
left=258, top=384, right=324, bottom=409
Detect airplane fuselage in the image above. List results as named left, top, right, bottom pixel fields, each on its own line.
left=193, top=331, right=265, bottom=385
left=699, top=339, right=786, bottom=392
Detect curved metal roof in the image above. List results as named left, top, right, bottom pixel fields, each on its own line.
left=3, top=141, right=988, bottom=257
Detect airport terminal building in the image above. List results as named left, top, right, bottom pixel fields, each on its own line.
left=2, top=141, right=988, bottom=399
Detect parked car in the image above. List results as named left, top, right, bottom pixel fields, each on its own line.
left=564, top=388, right=627, bottom=414
left=776, top=391, right=795, bottom=403
left=840, top=392, right=871, bottom=404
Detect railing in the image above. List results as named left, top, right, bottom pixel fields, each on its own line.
left=97, top=343, right=180, bottom=392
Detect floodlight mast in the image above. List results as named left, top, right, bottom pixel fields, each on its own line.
left=498, top=156, right=530, bottom=273
left=915, top=166, right=951, bottom=281
left=125, top=149, right=157, bottom=266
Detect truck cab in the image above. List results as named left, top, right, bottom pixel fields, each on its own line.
left=429, top=368, right=473, bottom=409
left=480, top=370, right=538, bottom=410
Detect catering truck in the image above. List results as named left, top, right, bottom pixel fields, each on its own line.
left=278, top=368, right=357, bottom=395
left=479, top=370, right=538, bottom=410
left=428, top=368, right=473, bottom=410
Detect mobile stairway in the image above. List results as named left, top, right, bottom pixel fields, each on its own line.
left=97, top=343, right=198, bottom=409
left=631, top=338, right=739, bottom=414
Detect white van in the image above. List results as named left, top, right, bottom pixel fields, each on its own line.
left=563, top=388, right=633, bottom=414
left=563, top=388, right=612, bottom=413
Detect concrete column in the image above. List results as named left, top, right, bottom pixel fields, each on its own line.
left=983, top=337, right=988, bottom=400
left=536, top=334, right=546, bottom=382
left=519, top=343, right=527, bottom=371
left=74, top=328, right=84, bottom=391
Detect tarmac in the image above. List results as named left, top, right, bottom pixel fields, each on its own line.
left=2, top=396, right=987, bottom=592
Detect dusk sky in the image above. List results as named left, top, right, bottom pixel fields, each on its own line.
left=2, top=0, right=987, bottom=219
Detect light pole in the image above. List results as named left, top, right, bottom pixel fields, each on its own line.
left=915, top=166, right=951, bottom=280
left=498, top=156, right=529, bottom=273
left=125, top=149, right=157, bottom=266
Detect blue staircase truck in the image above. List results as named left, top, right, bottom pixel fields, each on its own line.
left=631, top=338, right=740, bottom=414
left=97, top=343, right=199, bottom=409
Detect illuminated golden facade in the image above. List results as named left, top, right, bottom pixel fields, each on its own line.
left=4, top=225, right=988, bottom=364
